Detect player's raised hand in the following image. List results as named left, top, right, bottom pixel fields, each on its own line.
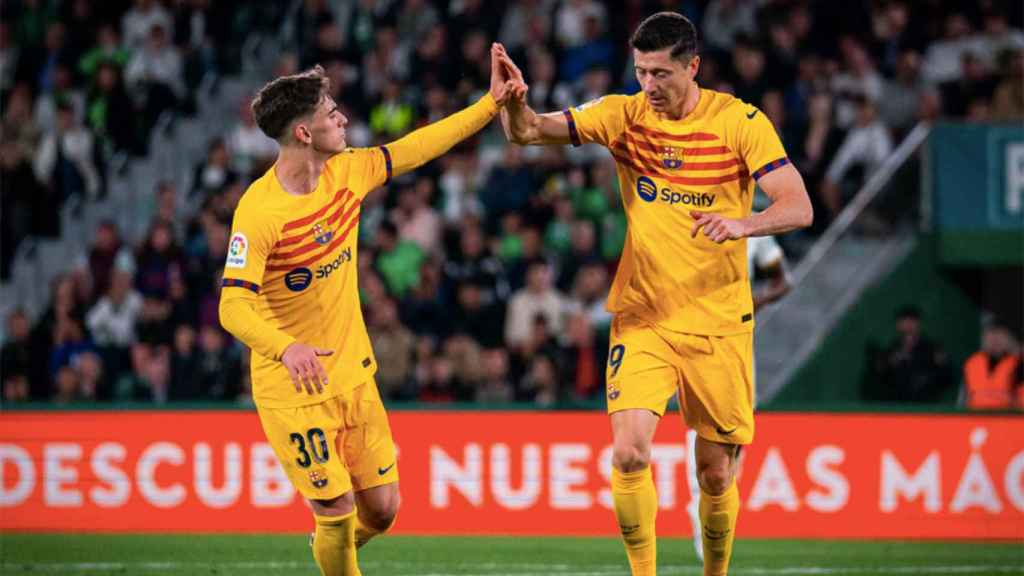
left=690, top=211, right=749, bottom=243
left=493, top=44, right=527, bottom=104
left=281, top=342, right=333, bottom=395
left=490, top=43, right=527, bottom=106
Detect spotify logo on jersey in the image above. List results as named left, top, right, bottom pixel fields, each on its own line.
left=636, top=176, right=658, bottom=202
left=285, top=267, right=313, bottom=292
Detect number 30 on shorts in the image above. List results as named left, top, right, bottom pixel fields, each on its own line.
left=290, top=428, right=329, bottom=468
left=609, top=344, right=625, bottom=377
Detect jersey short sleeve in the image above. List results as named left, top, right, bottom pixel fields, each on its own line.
left=329, top=146, right=392, bottom=198
left=564, top=95, right=629, bottom=148
left=730, top=104, right=790, bottom=181
left=222, top=202, right=276, bottom=293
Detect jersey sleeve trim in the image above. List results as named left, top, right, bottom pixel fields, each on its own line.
left=221, top=278, right=261, bottom=294
left=752, top=157, right=790, bottom=180
left=379, top=145, right=393, bottom=185
left=562, top=109, right=582, bottom=147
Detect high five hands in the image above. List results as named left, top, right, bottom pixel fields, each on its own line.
left=490, top=43, right=527, bottom=106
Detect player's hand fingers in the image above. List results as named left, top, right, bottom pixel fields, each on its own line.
left=703, top=218, right=721, bottom=238
left=314, top=360, right=328, bottom=391
left=300, top=361, right=315, bottom=395
left=287, top=364, right=302, bottom=393
left=498, top=53, right=524, bottom=81
left=691, top=213, right=709, bottom=238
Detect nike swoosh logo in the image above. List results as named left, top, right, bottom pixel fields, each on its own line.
left=746, top=109, right=757, bottom=119
left=716, top=426, right=738, bottom=435
left=377, top=462, right=396, bottom=476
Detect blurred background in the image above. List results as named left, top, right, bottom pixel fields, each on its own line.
left=1, top=0, right=1022, bottom=413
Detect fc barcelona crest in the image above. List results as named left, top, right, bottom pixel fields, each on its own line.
left=661, top=146, right=683, bottom=170
left=312, top=220, right=333, bottom=245
left=309, top=470, right=329, bottom=488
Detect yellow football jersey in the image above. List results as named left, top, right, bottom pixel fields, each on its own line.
left=565, top=88, right=789, bottom=335
left=221, top=147, right=391, bottom=408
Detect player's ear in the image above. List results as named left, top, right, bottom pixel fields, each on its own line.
left=292, top=121, right=312, bottom=146
left=687, top=55, right=701, bottom=80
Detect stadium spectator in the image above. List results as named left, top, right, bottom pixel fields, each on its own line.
left=557, top=219, right=600, bottom=292
left=865, top=306, right=953, bottom=403
left=85, top=267, right=142, bottom=397
left=962, top=323, right=1022, bottom=411
left=730, top=34, right=772, bottom=109
left=370, top=297, right=417, bottom=401
left=476, top=347, right=514, bottom=403
left=192, top=137, right=238, bottom=198
left=122, top=0, right=173, bottom=51
left=1, top=309, right=34, bottom=403
left=33, top=98, right=101, bottom=204
left=0, top=137, right=42, bottom=279
left=78, top=23, right=130, bottom=82
left=832, top=38, right=884, bottom=130
left=400, top=259, right=450, bottom=340
left=505, top=259, right=568, bottom=350
left=481, top=145, right=534, bottom=226
left=940, top=51, right=998, bottom=118
left=442, top=222, right=507, bottom=303
left=376, top=220, right=425, bottom=298
left=394, top=179, right=443, bottom=255
left=451, top=281, right=505, bottom=348
left=85, top=61, right=138, bottom=155
left=519, top=353, right=560, bottom=407
left=2, top=83, right=39, bottom=159
left=227, top=98, right=278, bottom=177
left=124, top=23, right=184, bottom=130
left=992, top=48, right=1024, bottom=119
left=569, top=260, right=612, bottom=331
left=879, top=49, right=937, bottom=135
left=820, top=95, right=893, bottom=219
left=702, top=0, right=757, bottom=53
left=562, top=311, right=602, bottom=400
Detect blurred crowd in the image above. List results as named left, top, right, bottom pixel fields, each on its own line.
left=2, top=0, right=1023, bottom=406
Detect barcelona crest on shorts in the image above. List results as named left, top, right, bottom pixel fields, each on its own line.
left=607, top=383, right=620, bottom=401
left=309, top=470, right=328, bottom=488
left=312, top=220, right=333, bottom=245
left=661, top=146, right=683, bottom=170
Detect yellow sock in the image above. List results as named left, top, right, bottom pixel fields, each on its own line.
left=611, top=466, right=658, bottom=576
left=312, top=512, right=361, bottom=576
left=355, top=513, right=397, bottom=548
left=700, top=481, right=740, bottom=576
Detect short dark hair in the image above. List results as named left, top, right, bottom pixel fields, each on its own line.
left=630, top=12, right=699, bottom=61
left=251, top=65, right=330, bottom=141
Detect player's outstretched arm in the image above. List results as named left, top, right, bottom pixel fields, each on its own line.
left=382, top=43, right=525, bottom=178
left=494, top=45, right=573, bottom=146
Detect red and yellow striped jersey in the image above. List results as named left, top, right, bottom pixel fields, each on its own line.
left=565, top=88, right=789, bottom=335
left=221, top=147, right=391, bottom=408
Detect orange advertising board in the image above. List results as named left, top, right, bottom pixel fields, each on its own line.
left=1, top=411, right=1021, bottom=538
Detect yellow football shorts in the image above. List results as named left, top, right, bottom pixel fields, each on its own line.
left=256, top=379, right=399, bottom=500
left=606, top=313, right=755, bottom=445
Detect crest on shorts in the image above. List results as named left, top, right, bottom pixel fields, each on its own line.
left=661, top=146, right=683, bottom=170
left=309, top=470, right=328, bottom=488
left=312, top=220, right=333, bottom=245
left=607, top=383, right=621, bottom=401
